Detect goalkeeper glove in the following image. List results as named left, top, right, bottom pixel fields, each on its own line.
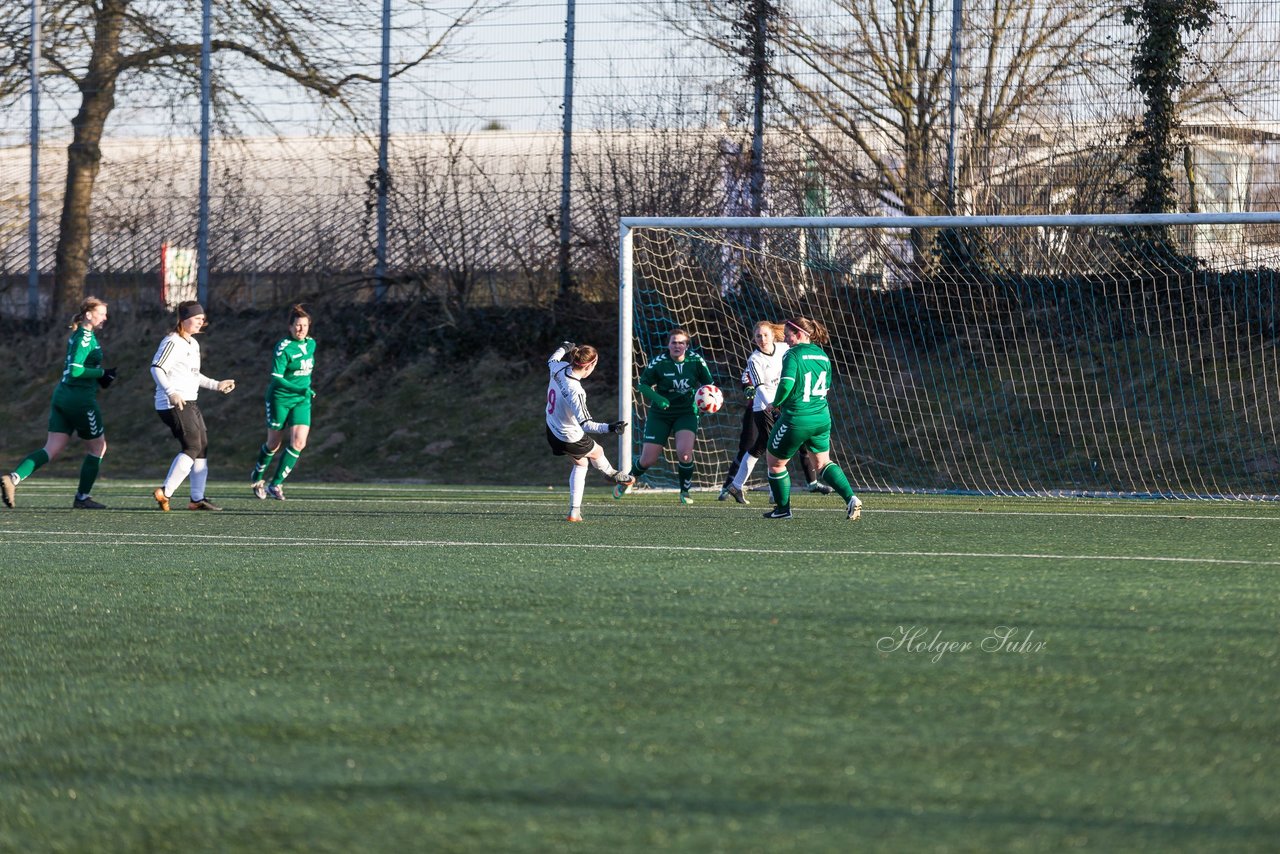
left=609, top=420, right=628, bottom=434
left=97, top=368, right=118, bottom=389
left=655, top=398, right=670, bottom=410
left=559, top=341, right=576, bottom=354
left=743, top=385, right=756, bottom=401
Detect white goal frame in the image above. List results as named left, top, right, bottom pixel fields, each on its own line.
left=617, top=211, right=1280, bottom=490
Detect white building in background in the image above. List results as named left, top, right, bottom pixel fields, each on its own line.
left=2, top=122, right=1278, bottom=312
left=1181, top=122, right=1280, bottom=268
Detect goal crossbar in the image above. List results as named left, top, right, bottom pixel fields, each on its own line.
left=622, top=212, right=1280, bottom=230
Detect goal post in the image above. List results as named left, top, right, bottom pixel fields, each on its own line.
left=618, top=212, right=1280, bottom=499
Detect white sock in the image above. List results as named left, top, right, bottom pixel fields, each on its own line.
left=732, top=453, right=758, bottom=490
left=190, top=458, right=209, bottom=501
left=588, top=454, right=617, bottom=478
left=568, top=463, right=587, bottom=516
left=163, top=454, right=195, bottom=497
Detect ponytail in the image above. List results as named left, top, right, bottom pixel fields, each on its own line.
left=569, top=344, right=599, bottom=368
left=69, top=296, right=107, bottom=329
left=785, top=316, right=829, bottom=345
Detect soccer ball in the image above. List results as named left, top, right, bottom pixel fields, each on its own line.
left=695, top=384, right=724, bottom=414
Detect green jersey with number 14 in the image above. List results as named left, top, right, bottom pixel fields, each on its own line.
left=773, top=342, right=831, bottom=417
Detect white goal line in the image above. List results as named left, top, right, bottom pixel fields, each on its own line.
left=3, top=529, right=1279, bottom=565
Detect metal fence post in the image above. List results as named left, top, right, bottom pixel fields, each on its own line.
left=197, top=0, right=211, bottom=305
left=749, top=0, right=766, bottom=221
left=947, top=0, right=963, bottom=214
left=28, top=0, right=41, bottom=320
left=558, top=0, right=576, bottom=296
left=375, top=0, right=391, bottom=301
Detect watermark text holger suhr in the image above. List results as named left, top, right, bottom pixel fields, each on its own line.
left=877, top=626, right=1047, bottom=663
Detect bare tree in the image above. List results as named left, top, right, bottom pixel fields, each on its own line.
left=391, top=133, right=562, bottom=313
left=660, top=0, right=1278, bottom=225
left=0, top=0, right=497, bottom=317
left=572, top=96, right=729, bottom=298
left=663, top=0, right=1125, bottom=220
left=1123, top=0, right=1222, bottom=214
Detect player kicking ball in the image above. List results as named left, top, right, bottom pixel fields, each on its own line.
left=545, top=342, right=633, bottom=522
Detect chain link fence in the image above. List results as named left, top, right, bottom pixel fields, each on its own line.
left=2, top=0, right=1279, bottom=317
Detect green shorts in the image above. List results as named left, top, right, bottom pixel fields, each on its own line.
left=642, top=408, right=699, bottom=447
left=266, top=392, right=312, bottom=430
left=767, top=412, right=831, bottom=460
left=48, top=384, right=104, bottom=439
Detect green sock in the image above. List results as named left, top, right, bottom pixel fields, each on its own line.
left=251, top=444, right=277, bottom=481
left=820, top=462, right=855, bottom=501
left=271, top=446, right=302, bottom=486
left=14, top=449, right=49, bottom=481
left=769, top=469, right=791, bottom=508
left=77, top=454, right=102, bottom=496
left=677, top=461, right=694, bottom=492
left=630, top=462, right=649, bottom=479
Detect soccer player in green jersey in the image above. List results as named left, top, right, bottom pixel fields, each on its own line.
left=617, top=327, right=714, bottom=504
left=2, top=297, right=117, bottom=510
left=250, top=305, right=317, bottom=500
left=761, top=316, right=863, bottom=521
left=719, top=320, right=832, bottom=504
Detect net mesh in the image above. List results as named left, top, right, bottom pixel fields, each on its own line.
left=627, top=218, right=1280, bottom=499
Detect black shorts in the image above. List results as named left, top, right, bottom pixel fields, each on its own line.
left=546, top=427, right=596, bottom=459
left=158, top=403, right=209, bottom=459
left=746, top=408, right=777, bottom=457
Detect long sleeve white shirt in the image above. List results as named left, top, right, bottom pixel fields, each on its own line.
left=151, top=332, right=220, bottom=410
left=742, top=342, right=789, bottom=411
left=546, top=345, right=610, bottom=442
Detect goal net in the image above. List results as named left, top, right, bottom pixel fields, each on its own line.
left=617, top=214, right=1280, bottom=499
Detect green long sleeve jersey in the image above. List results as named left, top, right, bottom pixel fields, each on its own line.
left=268, top=337, right=317, bottom=398
left=637, top=351, right=713, bottom=414
left=59, top=326, right=105, bottom=390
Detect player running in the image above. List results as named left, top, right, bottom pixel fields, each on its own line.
left=761, top=316, right=863, bottom=521
left=250, top=304, right=317, bottom=500
left=619, top=327, right=714, bottom=504
left=545, top=341, right=634, bottom=522
left=2, top=297, right=116, bottom=510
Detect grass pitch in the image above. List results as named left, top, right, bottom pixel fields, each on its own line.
left=2, top=480, right=1278, bottom=852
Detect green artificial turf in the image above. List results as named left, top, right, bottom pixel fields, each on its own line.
left=2, top=481, right=1277, bottom=852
